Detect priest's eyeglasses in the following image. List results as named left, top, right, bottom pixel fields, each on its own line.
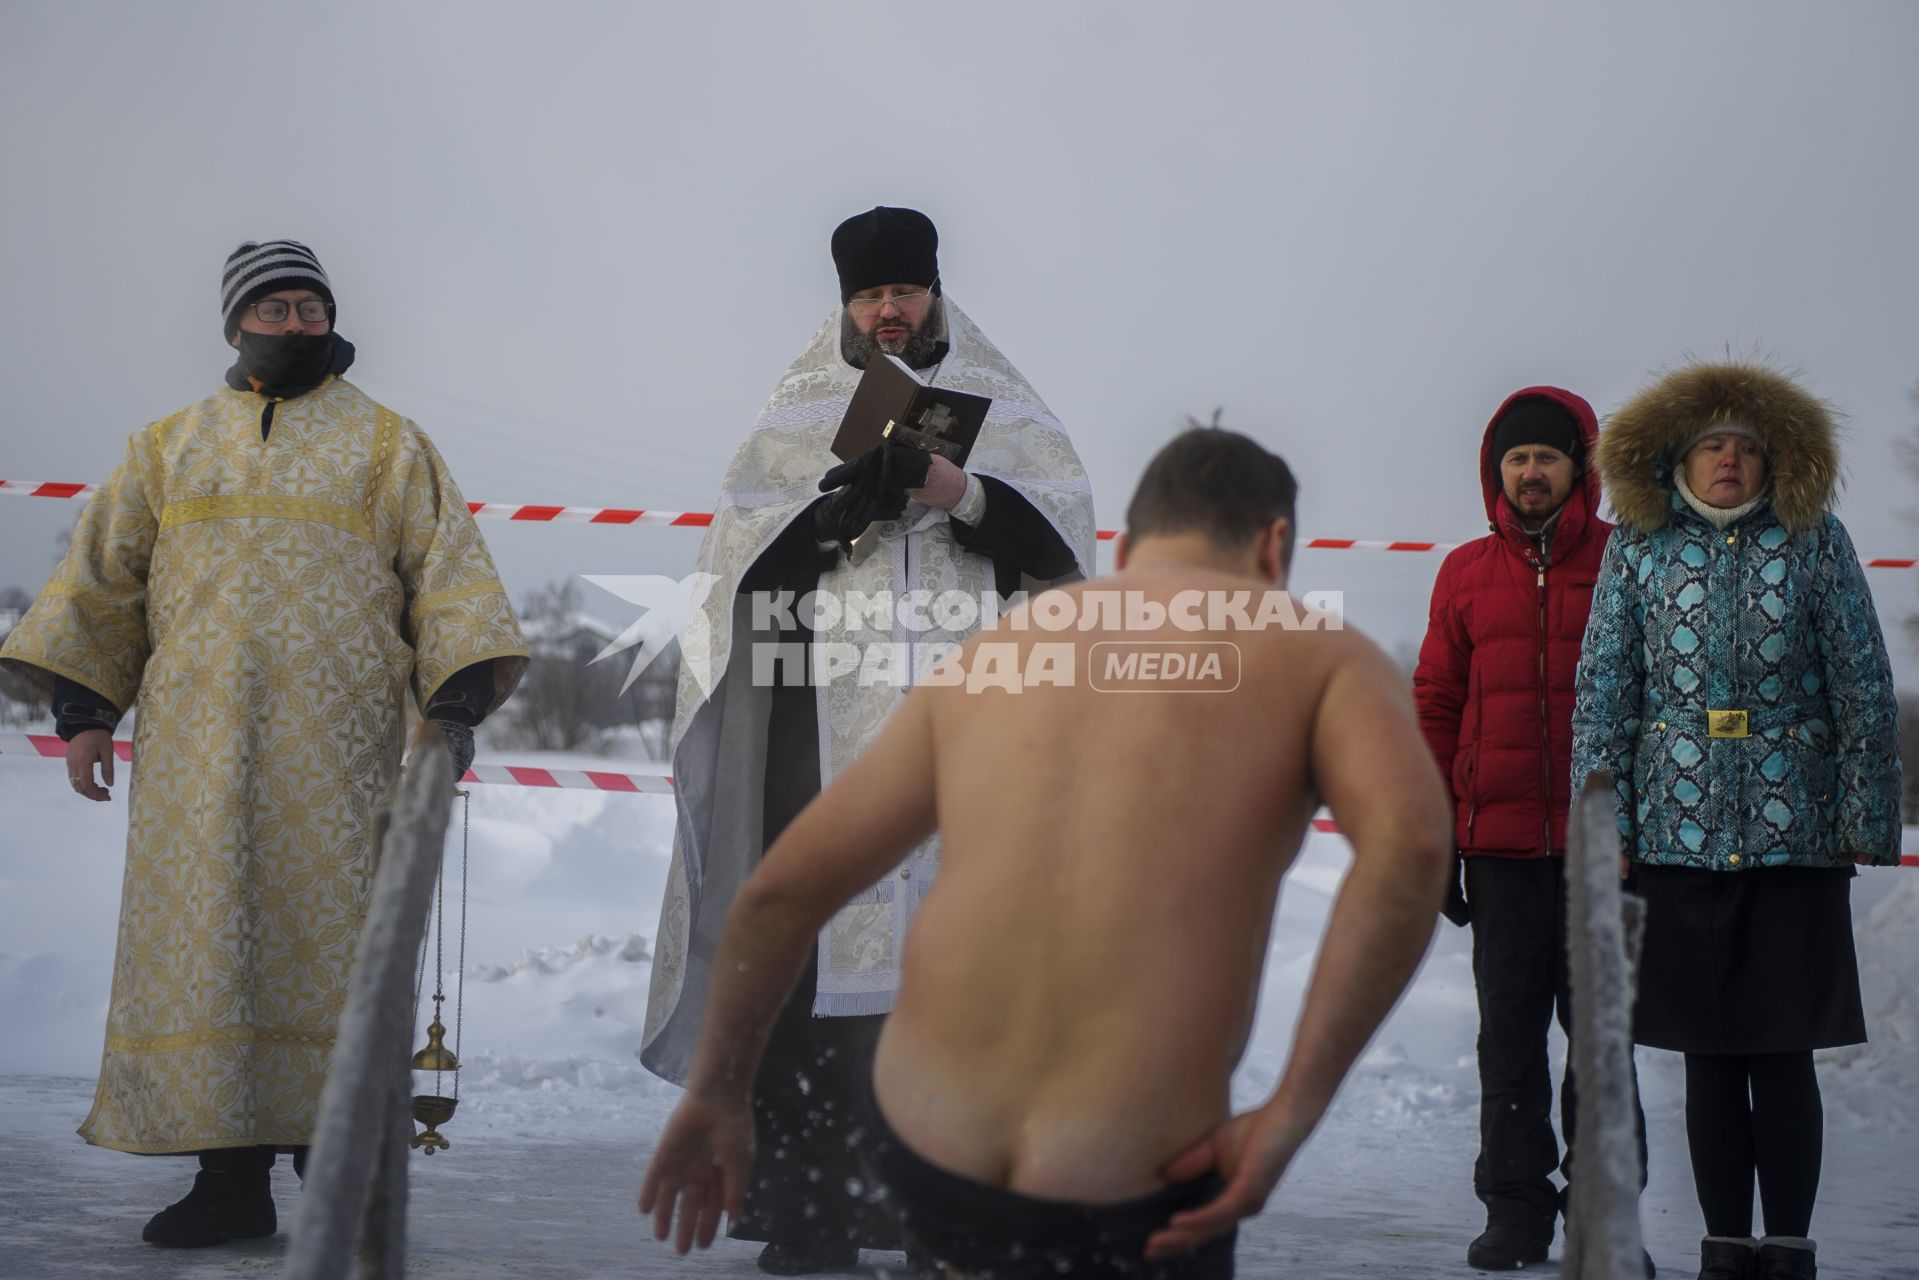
left=250, top=299, right=332, bottom=324
left=846, top=288, right=931, bottom=317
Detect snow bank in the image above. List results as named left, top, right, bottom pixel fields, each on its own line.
left=1821, top=872, right=1919, bottom=1130
left=4, top=760, right=1914, bottom=1158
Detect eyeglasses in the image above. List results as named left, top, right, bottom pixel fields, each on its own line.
left=846, top=288, right=932, bottom=318
left=250, top=298, right=331, bottom=324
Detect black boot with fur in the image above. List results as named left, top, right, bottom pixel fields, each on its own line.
left=1755, top=1237, right=1816, bottom=1280
left=141, top=1147, right=277, bottom=1248
left=1698, top=1235, right=1758, bottom=1279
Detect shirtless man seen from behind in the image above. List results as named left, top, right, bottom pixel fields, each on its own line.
left=640, top=427, right=1453, bottom=1278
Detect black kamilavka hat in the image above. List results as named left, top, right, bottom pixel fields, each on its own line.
left=831, top=207, right=939, bottom=304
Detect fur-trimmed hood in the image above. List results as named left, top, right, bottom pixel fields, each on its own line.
left=1597, top=362, right=1840, bottom=534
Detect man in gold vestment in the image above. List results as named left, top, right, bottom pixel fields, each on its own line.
left=0, top=240, right=528, bottom=1247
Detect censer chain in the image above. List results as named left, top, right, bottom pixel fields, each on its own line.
left=454, top=788, right=469, bottom=1102
left=433, top=813, right=447, bottom=1092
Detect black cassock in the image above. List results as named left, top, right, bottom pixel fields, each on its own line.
left=729, top=479, right=1077, bottom=1252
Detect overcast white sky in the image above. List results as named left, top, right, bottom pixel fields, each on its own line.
left=4, top=0, right=1917, bottom=680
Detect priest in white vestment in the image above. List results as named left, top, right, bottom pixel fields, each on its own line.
left=640, top=207, right=1095, bottom=1275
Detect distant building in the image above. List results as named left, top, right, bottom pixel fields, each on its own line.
left=520, top=609, right=624, bottom=663
left=498, top=605, right=678, bottom=756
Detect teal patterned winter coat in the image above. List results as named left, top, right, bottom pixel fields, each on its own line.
left=1569, top=363, right=1901, bottom=871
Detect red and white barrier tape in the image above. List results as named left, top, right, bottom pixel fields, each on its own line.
left=1, top=481, right=95, bottom=501
left=463, top=502, right=711, bottom=530
left=5, top=733, right=1913, bottom=865
left=6, top=481, right=1914, bottom=566
left=462, top=762, right=674, bottom=795
left=0, top=732, right=135, bottom=762
left=0, top=733, right=672, bottom=795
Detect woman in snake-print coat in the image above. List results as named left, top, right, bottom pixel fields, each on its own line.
left=1571, top=361, right=1899, bottom=1280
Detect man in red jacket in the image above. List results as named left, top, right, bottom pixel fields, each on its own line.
left=1414, top=389, right=1646, bottom=1273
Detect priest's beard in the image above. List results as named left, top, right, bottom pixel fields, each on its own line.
left=841, top=302, right=944, bottom=370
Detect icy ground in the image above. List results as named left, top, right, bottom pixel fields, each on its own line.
left=1, top=757, right=1915, bottom=1278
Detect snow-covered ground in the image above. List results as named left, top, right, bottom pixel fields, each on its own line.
left=1, top=753, right=1915, bottom=1278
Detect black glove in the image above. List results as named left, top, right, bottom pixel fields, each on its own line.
left=1440, top=851, right=1471, bottom=927
left=819, top=444, right=932, bottom=519
left=436, top=720, right=475, bottom=781
left=813, top=472, right=885, bottom=551
left=814, top=445, right=934, bottom=550
left=818, top=442, right=933, bottom=497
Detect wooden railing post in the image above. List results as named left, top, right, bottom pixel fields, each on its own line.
left=1563, top=773, right=1648, bottom=1280
left=287, top=726, right=452, bottom=1280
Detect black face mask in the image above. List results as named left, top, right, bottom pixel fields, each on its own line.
left=235, top=331, right=337, bottom=395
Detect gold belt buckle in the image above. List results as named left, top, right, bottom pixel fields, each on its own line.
left=1708, top=709, right=1749, bottom=739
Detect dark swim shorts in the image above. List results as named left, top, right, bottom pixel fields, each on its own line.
left=855, top=1082, right=1237, bottom=1278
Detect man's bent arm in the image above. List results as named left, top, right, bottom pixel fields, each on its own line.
left=1148, top=639, right=1451, bottom=1258
left=1277, top=640, right=1452, bottom=1130
left=680, top=690, right=941, bottom=1105
left=642, top=691, right=941, bottom=1249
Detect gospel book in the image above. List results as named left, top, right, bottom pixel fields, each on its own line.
left=831, top=354, right=991, bottom=467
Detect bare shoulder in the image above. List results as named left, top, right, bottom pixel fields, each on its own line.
left=1241, top=597, right=1397, bottom=687
left=1318, top=623, right=1404, bottom=683
left=1299, top=623, right=1416, bottom=726
left=1304, top=625, right=1449, bottom=839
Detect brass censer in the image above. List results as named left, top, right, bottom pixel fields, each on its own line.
left=410, top=789, right=470, bottom=1153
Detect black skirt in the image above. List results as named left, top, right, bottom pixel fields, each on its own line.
left=1631, top=864, right=1866, bottom=1055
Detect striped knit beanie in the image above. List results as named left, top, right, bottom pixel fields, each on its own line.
left=221, top=240, right=334, bottom=338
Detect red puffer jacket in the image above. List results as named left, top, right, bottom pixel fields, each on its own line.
left=1413, top=387, right=1612, bottom=859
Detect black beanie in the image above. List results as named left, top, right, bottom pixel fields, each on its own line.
left=831, top=207, right=940, bottom=304
left=1490, top=397, right=1581, bottom=464
left=222, top=240, right=335, bottom=339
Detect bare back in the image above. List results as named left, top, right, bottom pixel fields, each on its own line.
left=874, top=567, right=1386, bottom=1202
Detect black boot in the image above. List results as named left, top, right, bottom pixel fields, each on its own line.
left=141, top=1149, right=276, bottom=1248
left=1467, top=1217, right=1553, bottom=1270
left=755, top=1240, right=861, bottom=1274
left=1698, top=1235, right=1758, bottom=1279
left=1756, top=1237, right=1816, bottom=1280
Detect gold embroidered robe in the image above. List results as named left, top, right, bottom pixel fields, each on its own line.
left=0, top=375, right=527, bottom=1153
